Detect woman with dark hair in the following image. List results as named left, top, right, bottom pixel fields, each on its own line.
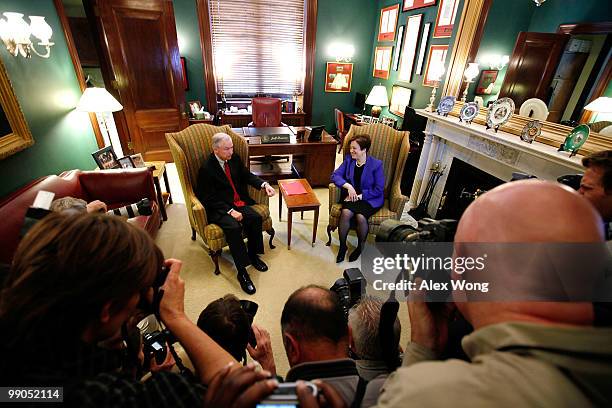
left=0, top=213, right=240, bottom=405
left=331, top=134, right=385, bottom=262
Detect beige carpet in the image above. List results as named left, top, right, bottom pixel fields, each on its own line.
left=156, top=158, right=411, bottom=377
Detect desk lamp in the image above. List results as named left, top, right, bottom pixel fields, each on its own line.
left=366, top=85, right=389, bottom=118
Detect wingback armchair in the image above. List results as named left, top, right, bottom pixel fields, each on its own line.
left=166, top=124, right=275, bottom=275
left=326, top=123, right=410, bottom=245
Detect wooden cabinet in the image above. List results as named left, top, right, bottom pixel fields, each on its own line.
left=220, top=112, right=306, bottom=128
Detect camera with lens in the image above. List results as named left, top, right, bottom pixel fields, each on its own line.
left=376, top=218, right=457, bottom=243
left=143, top=329, right=175, bottom=365
left=330, top=268, right=366, bottom=319
left=239, top=300, right=259, bottom=349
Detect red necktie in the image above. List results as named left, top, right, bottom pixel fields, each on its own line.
left=224, top=161, right=245, bottom=207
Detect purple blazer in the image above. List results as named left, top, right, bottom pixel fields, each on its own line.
left=331, top=154, right=385, bottom=208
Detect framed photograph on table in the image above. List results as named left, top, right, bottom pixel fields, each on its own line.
left=403, top=0, right=436, bottom=11
left=92, top=146, right=119, bottom=170
left=325, top=62, right=353, bottom=92
left=117, top=156, right=135, bottom=169
left=476, top=70, right=499, bottom=94
left=130, top=153, right=146, bottom=168
left=378, top=4, right=400, bottom=42
left=433, top=0, right=460, bottom=38
left=188, top=100, right=202, bottom=118
left=415, top=22, right=431, bottom=75
left=397, top=13, right=422, bottom=83
left=373, top=46, right=393, bottom=80
left=389, top=85, right=412, bottom=117
left=422, top=44, right=448, bottom=87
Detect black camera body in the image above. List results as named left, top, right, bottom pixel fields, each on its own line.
left=375, top=218, right=457, bottom=243
left=143, top=329, right=174, bottom=365
left=330, top=268, right=366, bottom=318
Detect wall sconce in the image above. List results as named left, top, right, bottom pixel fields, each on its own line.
left=0, top=12, right=54, bottom=58
left=461, top=62, right=480, bottom=102
left=328, top=42, right=354, bottom=62
left=480, top=54, right=509, bottom=71
left=533, top=0, right=546, bottom=6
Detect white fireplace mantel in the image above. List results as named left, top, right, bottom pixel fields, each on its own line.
left=408, top=109, right=585, bottom=216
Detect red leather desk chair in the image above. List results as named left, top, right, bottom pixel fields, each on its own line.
left=249, top=97, right=289, bottom=167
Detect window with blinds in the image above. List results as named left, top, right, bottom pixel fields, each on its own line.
left=208, top=0, right=305, bottom=97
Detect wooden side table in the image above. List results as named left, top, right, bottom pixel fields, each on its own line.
left=146, top=161, right=172, bottom=221
left=278, top=179, right=320, bottom=250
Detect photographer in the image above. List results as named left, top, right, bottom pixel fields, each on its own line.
left=0, top=213, right=238, bottom=405
left=372, top=181, right=612, bottom=407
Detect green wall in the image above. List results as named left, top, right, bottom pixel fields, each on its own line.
left=467, top=0, right=611, bottom=103
left=367, top=0, right=464, bottom=127
left=311, top=0, right=378, bottom=131
left=528, top=0, right=612, bottom=33
left=0, top=0, right=99, bottom=198
left=173, top=0, right=208, bottom=109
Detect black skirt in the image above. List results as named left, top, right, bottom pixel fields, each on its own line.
left=340, top=190, right=379, bottom=219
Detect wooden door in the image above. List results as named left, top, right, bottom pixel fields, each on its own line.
left=498, top=32, right=569, bottom=110
left=93, top=0, right=187, bottom=161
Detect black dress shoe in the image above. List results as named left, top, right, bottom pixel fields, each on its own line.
left=348, top=247, right=362, bottom=262
left=336, top=244, right=347, bottom=263
left=237, top=269, right=256, bottom=295
left=249, top=255, right=268, bottom=272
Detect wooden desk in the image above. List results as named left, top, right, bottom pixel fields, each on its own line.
left=221, top=111, right=306, bottom=128
left=188, top=118, right=214, bottom=125
left=236, top=127, right=337, bottom=187
left=278, top=179, right=320, bottom=249
left=145, top=161, right=172, bottom=221
left=344, top=113, right=366, bottom=128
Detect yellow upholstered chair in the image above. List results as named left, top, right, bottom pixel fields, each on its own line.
left=166, top=124, right=275, bottom=275
left=326, top=123, right=410, bottom=245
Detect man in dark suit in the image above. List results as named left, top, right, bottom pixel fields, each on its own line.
left=196, top=133, right=276, bottom=294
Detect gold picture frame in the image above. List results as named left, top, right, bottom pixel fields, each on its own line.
left=0, top=57, right=34, bottom=159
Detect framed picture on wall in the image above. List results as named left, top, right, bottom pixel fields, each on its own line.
left=397, top=13, right=422, bottom=83
left=476, top=70, right=499, bottom=94
left=325, top=62, right=353, bottom=92
left=373, top=46, right=393, bottom=79
left=415, top=22, right=431, bottom=75
left=403, top=0, right=436, bottom=11
left=422, top=44, right=448, bottom=87
left=378, top=4, right=400, bottom=42
left=433, top=0, right=460, bottom=38
left=389, top=85, right=412, bottom=117
left=180, top=57, right=189, bottom=91
left=392, top=25, right=404, bottom=71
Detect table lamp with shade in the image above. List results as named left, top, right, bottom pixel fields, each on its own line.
left=365, top=85, right=389, bottom=118
left=584, top=97, right=612, bottom=117
left=76, top=86, right=124, bottom=157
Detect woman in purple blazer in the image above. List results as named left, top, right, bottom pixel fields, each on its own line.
left=331, top=134, right=385, bottom=263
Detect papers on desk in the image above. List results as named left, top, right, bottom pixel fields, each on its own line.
left=281, top=181, right=307, bottom=195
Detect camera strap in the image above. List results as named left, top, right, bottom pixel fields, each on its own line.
left=378, top=268, right=407, bottom=371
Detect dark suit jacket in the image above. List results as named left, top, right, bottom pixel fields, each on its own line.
left=196, top=153, right=265, bottom=220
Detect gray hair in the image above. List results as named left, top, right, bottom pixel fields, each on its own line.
left=348, top=295, right=401, bottom=360
left=212, top=133, right=232, bottom=149
left=50, top=197, right=87, bottom=214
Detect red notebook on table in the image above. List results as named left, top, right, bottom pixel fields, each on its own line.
left=282, top=181, right=307, bottom=195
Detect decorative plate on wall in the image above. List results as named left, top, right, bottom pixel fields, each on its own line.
left=459, top=102, right=479, bottom=123
left=520, top=120, right=541, bottom=143
left=436, top=96, right=456, bottom=116
left=486, top=97, right=515, bottom=130
left=519, top=98, right=549, bottom=121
